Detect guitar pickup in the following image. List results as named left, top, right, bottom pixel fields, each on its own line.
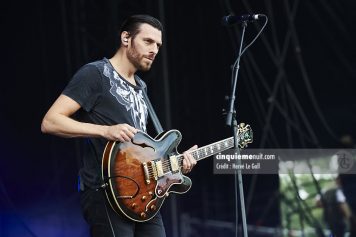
left=154, top=160, right=164, bottom=178
left=169, top=155, right=179, bottom=173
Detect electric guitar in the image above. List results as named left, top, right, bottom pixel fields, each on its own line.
left=101, top=123, right=253, bottom=222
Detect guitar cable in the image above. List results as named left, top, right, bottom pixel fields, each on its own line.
left=92, top=136, right=146, bottom=236
left=89, top=138, right=118, bottom=237
left=76, top=137, right=117, bottom=237
left=103, top=195, right=117, bottom=237
left=93, top=179, right=117, bottom=237
left=99, top=174, right=142, bottom=237
left=104, top=175, right=141, bottom=198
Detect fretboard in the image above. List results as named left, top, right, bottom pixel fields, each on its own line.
left=176, top=137, right=236, bottom=166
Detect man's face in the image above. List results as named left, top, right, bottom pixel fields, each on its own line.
left=126, top=23, right=162, bottom=71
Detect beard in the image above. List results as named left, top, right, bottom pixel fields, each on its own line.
left=127, top=42, right=152, bottom=72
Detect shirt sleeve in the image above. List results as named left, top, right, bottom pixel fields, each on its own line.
left=62, top=64, right=102, bottom=112
left=315, top=194, right=321, bottom=201
left=336, top=189, right=346, bottom=203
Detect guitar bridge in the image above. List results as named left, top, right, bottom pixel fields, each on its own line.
left=142, top=160, right=163, bottom=184
left=142, top=161, right=160, bottom=184
left=151, top=161, right=158, bottom=180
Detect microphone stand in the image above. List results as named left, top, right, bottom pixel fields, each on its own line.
left=225, top=21, right=248, bottom=237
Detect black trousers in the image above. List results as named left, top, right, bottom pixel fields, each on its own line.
left=80, top=188, right=166, bottom=237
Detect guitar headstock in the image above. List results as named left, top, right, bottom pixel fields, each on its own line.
left=237, top=123, right=253, bottom=148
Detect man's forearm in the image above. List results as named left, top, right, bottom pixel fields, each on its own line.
left=41, top=113, right=107, bottom=138
left=340, top=203, right=352, bottom=219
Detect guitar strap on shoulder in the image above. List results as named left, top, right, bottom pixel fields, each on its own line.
left=136, top=76, right=164, bottom=134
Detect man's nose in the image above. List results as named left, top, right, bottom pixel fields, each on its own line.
left=151, top=44, right=159, bottom=54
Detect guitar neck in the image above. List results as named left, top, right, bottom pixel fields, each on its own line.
left=176, top=136, right=236, bottom=166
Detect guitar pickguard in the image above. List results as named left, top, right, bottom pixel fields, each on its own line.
left=156, top=172, right=184, bottom=197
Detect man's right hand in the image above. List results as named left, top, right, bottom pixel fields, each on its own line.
left=104, top=123, right=138, bottom=142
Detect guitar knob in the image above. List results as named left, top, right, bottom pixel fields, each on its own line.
left=131, top=203, right=137, bottom=209
left=140, top=212, right=147, bottom=219
left=148, top=191, right=153, bottom=196
left=141, top=196, right=147, bottom=201
left=150, top=205, right=156, bottom=211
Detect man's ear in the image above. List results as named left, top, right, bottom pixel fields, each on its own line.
left=121, top=31, right=130, bottom=45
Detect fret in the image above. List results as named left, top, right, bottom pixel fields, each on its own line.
left=178, top=156, right=184, bottom=166
left=175, top=135, right=244, bottom=167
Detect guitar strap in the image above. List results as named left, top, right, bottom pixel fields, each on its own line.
left=136, top=76, right=164, bottom=134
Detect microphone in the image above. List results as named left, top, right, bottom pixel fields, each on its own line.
left=221, top=14, right=263, bottom=26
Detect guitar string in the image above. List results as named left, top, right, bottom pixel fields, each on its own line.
left=153, top=141, right=232, bottom=172
left=155, top=138, right=236, bottom=170
left=144, top=131, right=251, bottom=178
left=149, top=131, right=252, bottom=174
left=149, top=135, right=242, bottom=175
left=145, top=138, right=236, bottom=178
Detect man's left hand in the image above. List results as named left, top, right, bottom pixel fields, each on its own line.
left=182, top=145, right=198, bottom=174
